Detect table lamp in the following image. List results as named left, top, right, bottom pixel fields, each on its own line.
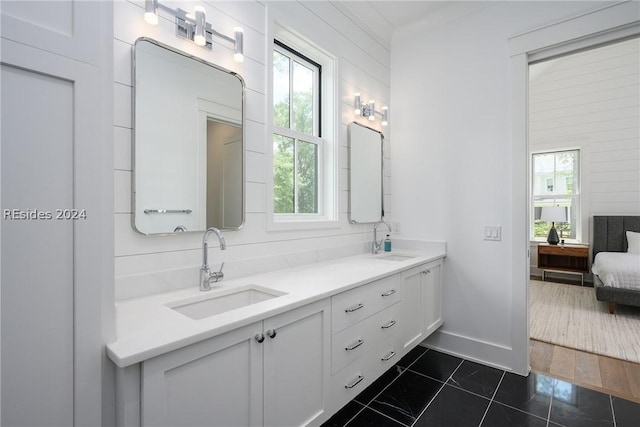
left=540, top=206, right=567, bottom=245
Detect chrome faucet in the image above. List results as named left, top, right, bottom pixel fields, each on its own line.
left=372, top=220, right=391, bottom=254
left=200, top=227, right=226, bottom=291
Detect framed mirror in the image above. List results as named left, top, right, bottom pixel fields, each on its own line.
left=133, top=38, right=245, bottom=235
left=348, top=122, right=384, bottom=223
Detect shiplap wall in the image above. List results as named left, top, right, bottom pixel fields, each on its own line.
left=113, top=1, right=391, bottom=299
left=529, top=37, right=640, bottom=275
left=529, top=37, right=640, bottom=235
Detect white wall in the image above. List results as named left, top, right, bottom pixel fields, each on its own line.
left=390, top=1, right=624, bottom=372
left=114, top=1, right=392, bottom=300
left=528, top=37, right=640, bottom=275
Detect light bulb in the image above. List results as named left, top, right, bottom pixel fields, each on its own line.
left=354, top=93, right=361, bottom=115
left=193, top=6, right=206, bottom=46
left=144, top=0, right=158, bottom=25
left=234, top=27, right=244, bottom=62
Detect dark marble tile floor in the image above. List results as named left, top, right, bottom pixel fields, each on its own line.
left=322, top=346, right=640, bottom=427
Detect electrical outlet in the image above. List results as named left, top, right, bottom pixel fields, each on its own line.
left=393, top=222, right=401, bottom=234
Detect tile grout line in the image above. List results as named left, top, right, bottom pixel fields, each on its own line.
left=546, top=378, right=555, bottom=427
left=476, top=370, right=506, bottom=426
left=409, top=357, right=466, bottom=427
left=357, top=347, right=430, bottom=407
left=364, top=405, right=413, bottom=427
left=343, top=402, right=368, bottom=427
left=356, top=347, right=430, bottom=426
left=610, top=394, right=617, bottom=427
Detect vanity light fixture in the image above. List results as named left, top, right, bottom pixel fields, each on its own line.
left=353, top=93, right=389, bottom=126
left=143, top=0, right=244, bottom=62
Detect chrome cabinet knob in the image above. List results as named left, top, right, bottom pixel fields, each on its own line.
left=266, top=329, right=277, bottom=339
left=255, top=333, right=265, bottom=343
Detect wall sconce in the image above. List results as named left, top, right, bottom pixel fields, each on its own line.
left=143, top=0, right=244, bottom=62
left=353, top=93, right=388, bottom=126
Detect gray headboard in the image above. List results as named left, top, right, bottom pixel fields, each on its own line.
left=593, top=216, right=640, bottom=260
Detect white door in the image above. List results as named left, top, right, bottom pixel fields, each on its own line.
left=1, top=1, right=111, bottom=425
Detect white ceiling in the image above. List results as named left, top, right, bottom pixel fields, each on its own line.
left=332, top=1, right=498, bottom=49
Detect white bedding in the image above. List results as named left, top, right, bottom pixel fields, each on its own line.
left=592, top=252, right=640, bottom=290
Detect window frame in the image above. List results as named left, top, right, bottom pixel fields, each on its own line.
left=530, top=149, right=581, bottom=242
left=266, top=23, right=338, bottom=230
left=272, top=42, right=323, bottom=218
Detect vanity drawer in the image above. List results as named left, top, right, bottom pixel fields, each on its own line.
left=331, top=274, right=401, bottom=333
left=331, top=303, right=401, bottom=374
left=329, top=340, right=403, bottom=410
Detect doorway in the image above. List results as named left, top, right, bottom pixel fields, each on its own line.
left=508, top=1, right=639, bottom=377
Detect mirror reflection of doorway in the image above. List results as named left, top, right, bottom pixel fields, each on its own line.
left=207, top=119, right=243, bottom=229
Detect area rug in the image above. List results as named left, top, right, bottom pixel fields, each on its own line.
left=530, top=280, right=640, bottom=363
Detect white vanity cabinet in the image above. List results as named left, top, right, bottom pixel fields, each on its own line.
left=401, top=259, right=443, bottom=351
left=141, top=299, right=330, bottom=427
left=112, top=253, right=447, bottom=427
left=328, top=274, right=405, bottom=411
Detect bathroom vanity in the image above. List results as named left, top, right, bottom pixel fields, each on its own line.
left=108, top=248, right=444, bottom=426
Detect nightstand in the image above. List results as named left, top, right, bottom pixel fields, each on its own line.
left=537, top=243, right=590, bottom=285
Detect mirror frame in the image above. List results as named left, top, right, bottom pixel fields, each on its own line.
left=132, top=37, right=246, bottom=235
left=348, top=122, right=384, bottom=224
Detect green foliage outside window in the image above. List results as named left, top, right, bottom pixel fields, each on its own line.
left=273, top=45, right=319, bottom=215
left=273, top=135, right=294, bottom=213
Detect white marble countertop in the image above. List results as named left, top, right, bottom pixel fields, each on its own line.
left=107, top=248, right=446, bottom=367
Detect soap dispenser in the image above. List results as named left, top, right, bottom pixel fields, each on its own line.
left=384, top=235, right=392, bottom=252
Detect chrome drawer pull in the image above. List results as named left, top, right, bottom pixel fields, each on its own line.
left=345, top=375, right=364, bottom=389
left=345, top=302, right=364, bottom=313
left=381, top=320, right=396, bottom=329
left=345, top=339, right=364, bottom=351
left=381, top=351, right=396, bottom=361
left=144, top=209, right=192, bottom=214
left=381, top=289, right=396, bottom=297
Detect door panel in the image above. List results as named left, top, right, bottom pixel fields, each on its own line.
left=0, top=1, right=109, bottom=424
left=1, top=65, right=75, bottom=426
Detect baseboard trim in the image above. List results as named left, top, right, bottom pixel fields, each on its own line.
left=422, top=329, right=529, bottom=376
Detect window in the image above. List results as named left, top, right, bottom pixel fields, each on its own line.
left=272, top=41, right=322, bottom=216
left=531, top=150, right=580, bottom=241
left=272, top=33, right=337, bottom=223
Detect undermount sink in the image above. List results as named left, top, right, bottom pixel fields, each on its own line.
left=167, top=285, right=286, bottom=320
left=375, top=253, right=416, bottom=261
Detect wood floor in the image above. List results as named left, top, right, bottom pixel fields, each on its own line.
left=530, top=339, right=640, bottom=403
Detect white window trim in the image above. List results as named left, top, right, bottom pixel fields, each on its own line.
left=266, top=18, right=338, bottom=231
left=530, top=148, right=582, bottom=243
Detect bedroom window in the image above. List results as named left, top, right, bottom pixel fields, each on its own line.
left=532, top=150, right=580, bottom=241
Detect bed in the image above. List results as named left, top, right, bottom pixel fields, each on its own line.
left=591, top=216, right=640, bottom=314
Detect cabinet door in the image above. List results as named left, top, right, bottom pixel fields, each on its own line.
left=423, top=261, right=443, bottom=336
left=142, top=322, right=262, bottom=427
left=263, top=299, right=330, bottom=427
left=401, top=266, right=427, bottom=350
left=401, top=260, right=444, bottom=350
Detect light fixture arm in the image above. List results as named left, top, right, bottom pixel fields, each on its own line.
left=143, top=0, right=244, bottom=62
left=353, top=93, right=388, bottom=126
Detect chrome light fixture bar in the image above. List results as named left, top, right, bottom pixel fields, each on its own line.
left=143, top=0, right=244, bottom=62
left=353, top=93, right=388, bottom=126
